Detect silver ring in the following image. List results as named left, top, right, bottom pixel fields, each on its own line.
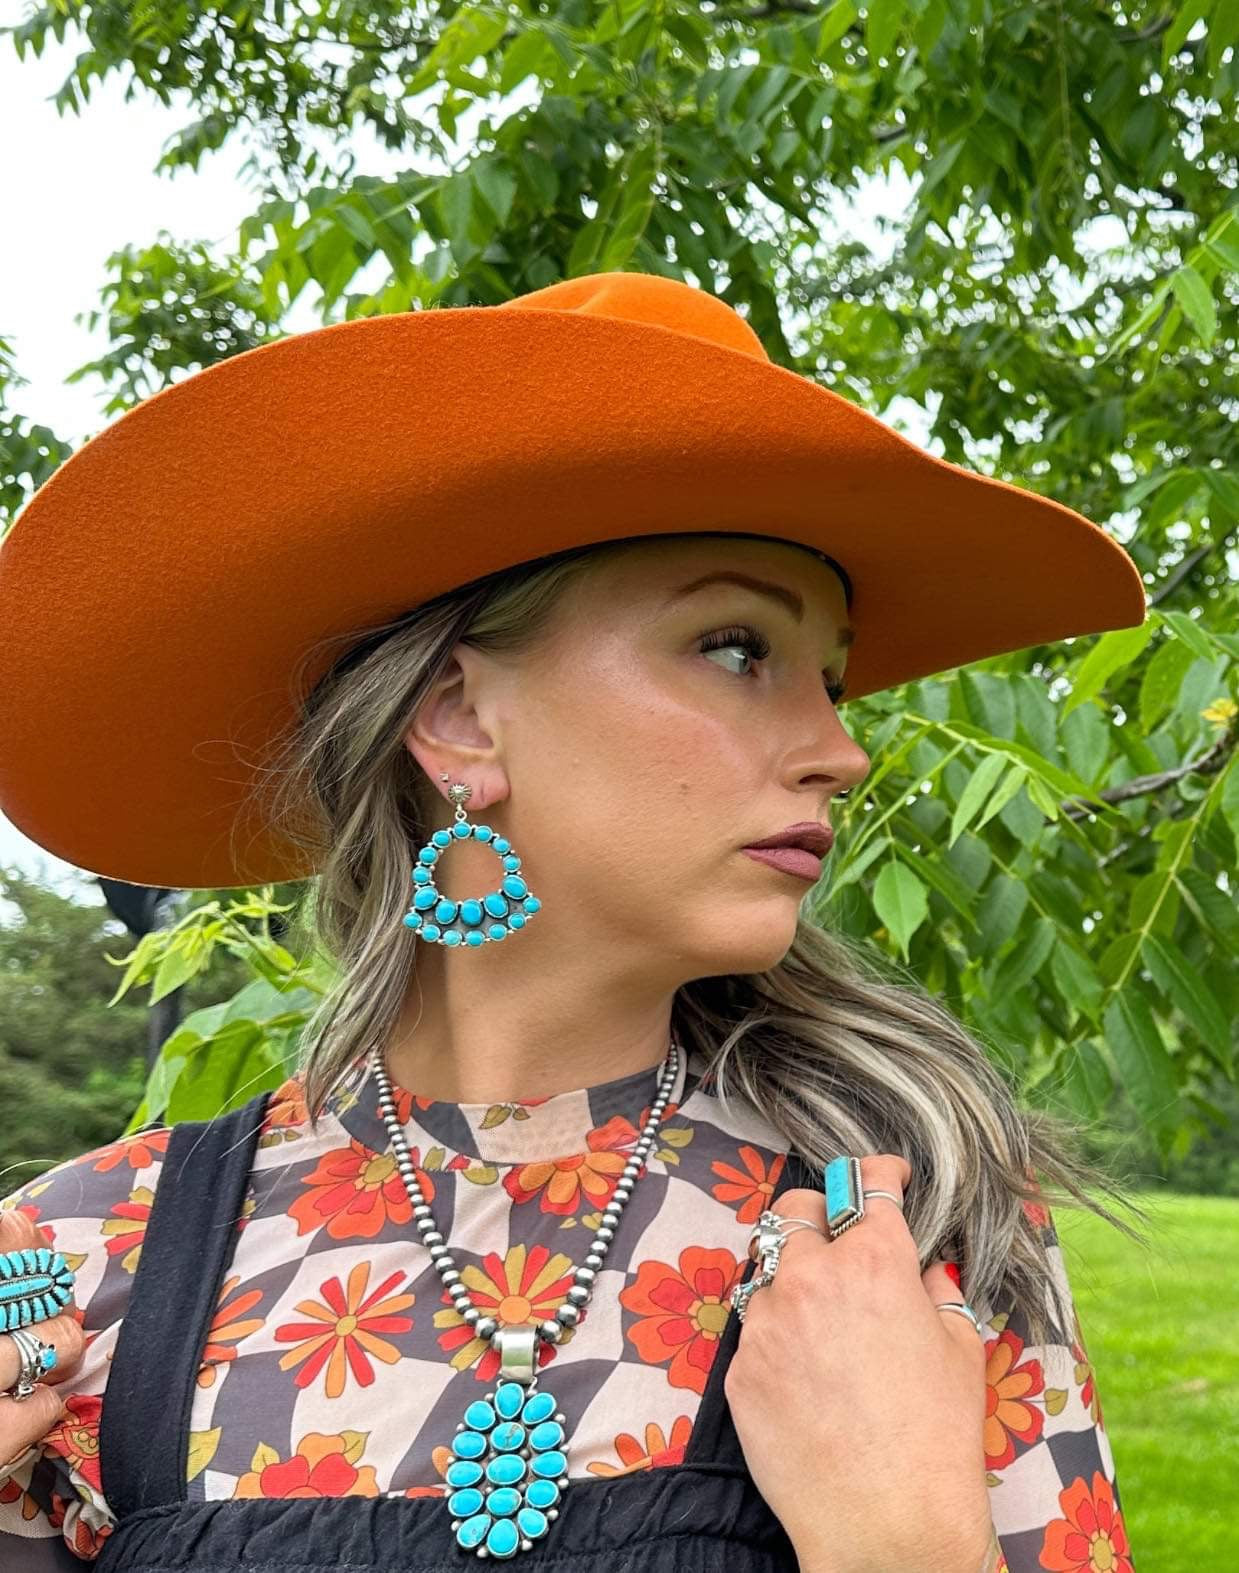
left=2, top=1327, right=58, bottom=1402
left=745, top=1212, right=822, bottom=1263
left=862, top=1188, right=904, bottom=1210
left=935, top=1301, right=985, bottom=1336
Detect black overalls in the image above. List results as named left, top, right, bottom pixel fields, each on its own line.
left=97, top=1091, right=816, bottom=1572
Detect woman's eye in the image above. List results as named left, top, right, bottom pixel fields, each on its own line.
left=698, top=624, right=770, bottom=677
left=698, top=623, right=847, bottom=705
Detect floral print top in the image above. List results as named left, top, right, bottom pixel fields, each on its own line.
left=0, top=1044, right=1132, bottom=1571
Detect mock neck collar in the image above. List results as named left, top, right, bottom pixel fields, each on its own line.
left=325, top=1040, right=711, bottom=1164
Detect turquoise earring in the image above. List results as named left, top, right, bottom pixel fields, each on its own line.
left=402, top=775, right=542, bottom=947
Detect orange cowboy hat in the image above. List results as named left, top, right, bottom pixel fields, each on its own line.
left=0, top=270, right=1146, bottom=892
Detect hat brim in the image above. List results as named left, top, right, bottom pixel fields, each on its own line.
left=0, top=308, right=1146, bottom=888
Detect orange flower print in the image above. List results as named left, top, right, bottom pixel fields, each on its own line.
left=84, top=1129, right=170, bottom=1173
left=585, top=1415, right=695, bottom=1476
left=276, top=1261, right=415, bottom=1397
left=1039, top=1471, right=1132, bottom=1572
left=46, top=1492, right=113, bottom=1558
left=379, top=1085, right=438, bottom=1126
left=264, top=1075, right=310, bottom=1129
left=197, top=1274, right=267, bottom=1388
left=287, top=1140, right=429, bottom=1240
left=504, top=1115, right=643, bottom=1215
left=0, top=1472, right=42, bottom=1522
left=984, top=1327, right=1045, bottom=1469
left=44, top=1393, right=103, bottom=1493
left=711, top=1145, right=787, bottom=1224
left=233, top=1431, right=380, bottom=1499
left=1070, top=1309, right=1104, bottom=1430
left=100, top=1185, right=153, bottom=1274
left=434, top=1242, right=578, bottom=1380
left=621, top=1246, right=747, bottom=1394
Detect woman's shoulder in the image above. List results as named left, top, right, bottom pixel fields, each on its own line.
left=2, top=1122, right=178, bottom=1342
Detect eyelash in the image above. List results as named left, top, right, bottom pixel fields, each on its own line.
left=698, top=622, right=848, bottom=705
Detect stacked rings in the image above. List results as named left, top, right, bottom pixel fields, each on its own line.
left=3, top=1327, right=58, bottom=1401
left=729, top=1156, right=986, bottom=1336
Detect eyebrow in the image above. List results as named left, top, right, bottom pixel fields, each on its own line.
left=666, top=571, right=856, bottom=648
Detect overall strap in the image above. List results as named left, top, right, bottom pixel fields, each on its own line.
left=100, top=1090, right=273, bottom=1519
left=682, top=1148, right=820, bottom=1470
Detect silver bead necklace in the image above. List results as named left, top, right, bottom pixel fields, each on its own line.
left=368, top=1036, right=682, bottom=1560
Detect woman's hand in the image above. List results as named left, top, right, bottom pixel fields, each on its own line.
left=724, top=1154, right=994, bottom=1573
left=0, top=1209, right=86, bottom=1478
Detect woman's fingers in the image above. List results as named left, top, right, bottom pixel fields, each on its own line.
left=0, top=1376, right=67, bottom=1469
left=0, top=1314, right=86, bottom=1391
left=922, top=1261, right=989, bottom=1362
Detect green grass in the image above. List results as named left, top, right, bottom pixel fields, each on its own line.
left=1054, top=1191, right=1239, bottom=1569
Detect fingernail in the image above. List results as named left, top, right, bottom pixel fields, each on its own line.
left=944, top=1262, right=962, bottom=1288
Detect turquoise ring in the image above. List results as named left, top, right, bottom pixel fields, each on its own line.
left=0, top=1246, right=76, bottom=1330
left=822, top=1156, right=905, bottom=1241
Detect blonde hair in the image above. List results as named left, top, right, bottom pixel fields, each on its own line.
left=249, top=532, right=1151, bottom=1351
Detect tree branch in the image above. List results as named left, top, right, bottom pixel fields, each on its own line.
left=1061, top=728, right=1235, bottom=821
left=1150, top=526, right=1239, bottom=606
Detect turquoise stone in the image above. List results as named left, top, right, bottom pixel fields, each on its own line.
left=432, top=829, right=453, bottom=847
left=412, top=866, right=431, bottom=883
left=455, top=1513, right=490, bottom=1550
left=486, top=1486, right=521, bottom=1517
left=487, top=925, right=507, bottom=940
left=528, top=1420, right=564, bottom=1452
left=517, top=1506, right=549, bottom=1541
left=494, top=1381, right=525, bottom=1419
left=452, top=822, right=470, bottom=838
left=530, top=1449, right=566, bottom=1479
left=459, top=899, right=484, bottom=926
left=442, top=930, right=462, bottom=947
left=434, top=897, right=459, bottom=924
left=474, top=826, right=493, bottom=841
left=491, top=1421, right=525, bottom=1452
left=452, top=1430, right=487, bottom=1460
left=446, top=1459, right=483, bottom=1488
left=508, top=913, right=526, bottom=928
left=465, top=932, right=485, bottom=947
left=522, top=897, right=541, bottom=914
left=824, top=1156, right=860, bottom=1226
left=483, top=891, right=509, bottom=919
left=493, top=837, right=510, bottom=853
left=525, top=1477, right=559, bottom=1511
left=521, top=1391, right=555, bottom=1424
left=421, top=924, right=441, bottom=941
left=485, top=1453, right=526, bottom=1486
left=418, top=847, right=439, bottom=865
left=448, top=1487, right=484, bottom=1518
left=463, top=1400, right=495, bottom=1432
left=413, top=886, right=438, bottom=911
left=502, top=855, right=521, bottom=871
left=500, top=875, right=528, bottom=899
left=485, top=1518, right=519, bottom=1558
left=402, top=912, right=421, bottom=928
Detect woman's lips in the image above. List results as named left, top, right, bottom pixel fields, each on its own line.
left=742, top=846, right=825, bottom=881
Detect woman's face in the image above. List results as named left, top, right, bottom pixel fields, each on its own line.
left=409, top=535, right=872, bottom=984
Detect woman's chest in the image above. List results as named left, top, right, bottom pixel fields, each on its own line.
left=183, top=1104, right=791, bottom=1503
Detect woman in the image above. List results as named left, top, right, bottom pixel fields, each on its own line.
left=0, top=271, right=1146, bottom=1571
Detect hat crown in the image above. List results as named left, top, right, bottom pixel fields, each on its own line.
left=495, top=270, right=770, bottom=361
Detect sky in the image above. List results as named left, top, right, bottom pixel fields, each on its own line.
left=0, top=13, right=418, bottom=899
left=0, top=8, right=918, bottom=907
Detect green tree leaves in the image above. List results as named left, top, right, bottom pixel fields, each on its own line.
left=0, top=0, right=1235, bottom=1173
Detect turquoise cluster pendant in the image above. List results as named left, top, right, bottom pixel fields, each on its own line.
left=446, top=1377, right=568, bottom=1559
left=403, top=820, right=541, bottom=947
left=0, top=1245, right=75, bottom=1330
